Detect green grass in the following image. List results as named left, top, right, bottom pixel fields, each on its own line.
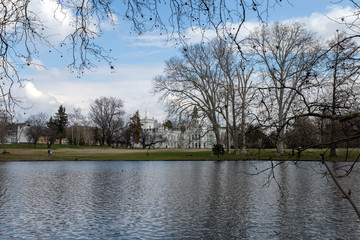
left=0, top=144, right=359, bottom=162
left=1, top=143, right=111, bottom=150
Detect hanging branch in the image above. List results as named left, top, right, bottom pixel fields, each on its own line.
left=320, top=154, right=360, bottom=219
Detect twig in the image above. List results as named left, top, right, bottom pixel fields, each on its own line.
left=321, top=154, right=360, bottom=219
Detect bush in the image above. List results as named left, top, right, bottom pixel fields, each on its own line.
left=212, top=143, right=225, bottom=157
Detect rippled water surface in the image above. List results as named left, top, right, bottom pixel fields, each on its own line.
left=0, top=161, right=359, bottom=239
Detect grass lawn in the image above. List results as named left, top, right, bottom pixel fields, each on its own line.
left=0, top=143, right=359, bottom=162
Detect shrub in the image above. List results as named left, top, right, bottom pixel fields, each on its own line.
left=212, top=143, right=225, bottom=157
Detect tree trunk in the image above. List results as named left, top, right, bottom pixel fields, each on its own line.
left=277, top=123, right=285, bottom=154
left=71, top=126, right=74, bottom=145
left=225, top=105, right=230, bottom=153
left=214, top=127, right=221, bottom=145
left=329, top=114, right=337, bottom=157
left=277, top=141, right=284, bottom=154
left=239, top=100, right=247, bottom=154
left=232, top=120, right=239, bottom=155
left=329, top=123, right=337, bottom=158
left=210, top=111, right=222, bottom=145
left=330, top=57, right=338, bottom=158
left=277, top=116, right=285, bottom=155
left=107, top=136, right=112, bottom=146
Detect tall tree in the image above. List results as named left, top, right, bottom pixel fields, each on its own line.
left=89, top=97, right=125, bottom=146
left=53, top=105, right=69, bottom=144
left=128, top=111, right=142, bottom=147
left=46, top=117, right=58, bottom=148
left=68, top=108, right=87, bottom=146
left=153, top=42, right=223, bottom=144
left=319, top=33, right=360, bottom=157
left=247, top=22, right=321, bottom=154
left=214, top=40, right=256, bottom=154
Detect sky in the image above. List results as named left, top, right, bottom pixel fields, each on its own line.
left=12, top=0, right=357, bottom=123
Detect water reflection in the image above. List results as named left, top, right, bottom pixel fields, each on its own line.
left=0, top=161, right=358, bottom=239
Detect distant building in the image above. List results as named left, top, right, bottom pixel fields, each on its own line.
left=137, top=115, right=225, bottom=149
left=141, top=116, right=156, bottom=130
left=6, top=122, right=30, bottom=143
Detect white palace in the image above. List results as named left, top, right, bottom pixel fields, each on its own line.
left=138, top=116, right=226, bottom=149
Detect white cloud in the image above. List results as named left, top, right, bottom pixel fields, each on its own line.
left=123, top=31, right=171, bottom=48
left=28, top=0, right=116, bottom=46
left=19, top=63, right=167, bottom=121
left=24, top=82, right=43, bottom=99
left=101, top=14, right=120, bottom=31
left=290, top=5, right=357, bottom=41
left=28, top=0, right=74, bottom=43
left=172, top=5, right=358, bottom=45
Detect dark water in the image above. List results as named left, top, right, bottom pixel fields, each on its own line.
left=0, top=161, right=359, bottom=239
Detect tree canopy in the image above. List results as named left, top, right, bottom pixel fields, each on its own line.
left=89, top=96, right=125, bottom=146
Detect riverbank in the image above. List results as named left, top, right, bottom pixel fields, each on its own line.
left=0, top=144, right=359, bottom=162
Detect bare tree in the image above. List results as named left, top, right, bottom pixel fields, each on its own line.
left=68, top=108, right=87, bottom=146
left=236, top=62, right=257, bottom=153
left=26, top=112, right=48, bottom=147
left=89, top=96, right=125, bottom=146
left=153, top=42, right=224, bottom=144
left=154, top=39, right=258, bottom=150
left=81, top=121, right=95, bottom=146
left=276, top=31, right=360, bottom=219
left=214, top=40, right=237, bottom=153
left=290, top=33, right=360, bottom=154
left=214, top=40, right=256, bottom=154
left=284, top=116, right=319, bottom=154
left=318, top=33, right=360, bottom=157
left=140, top=129, right=166, bottom=149
left=246, top=22, right=321, bottom=154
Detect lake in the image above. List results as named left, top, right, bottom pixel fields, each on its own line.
left=0, top=161, right=359, bottom=239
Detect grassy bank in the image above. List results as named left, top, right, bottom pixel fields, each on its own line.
left=0, top=144, right=359, bottom=162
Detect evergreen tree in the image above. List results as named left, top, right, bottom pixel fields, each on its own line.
left=128, top=111, right=142, bottom=146
left=163, top=120, right=173, bottom=129
left=245, top=125, right=267, bottom=149
left=51, top=105, right=69, bottom=144
left=192, top=106, right=198, bottom=119
left=191, top=106, right=199, bottom=126
left=212, top=143, right=225, bottom=158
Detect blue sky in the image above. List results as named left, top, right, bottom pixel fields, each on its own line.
left=15, top=0, right=356, bottom=123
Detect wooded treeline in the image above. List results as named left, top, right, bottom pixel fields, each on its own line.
left=1, top=98, right=164, bottom=149
left=153, top=22, right=360, bottom=157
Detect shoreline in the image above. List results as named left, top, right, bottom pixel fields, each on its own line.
left=0, top=147, right=359, bottom=162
